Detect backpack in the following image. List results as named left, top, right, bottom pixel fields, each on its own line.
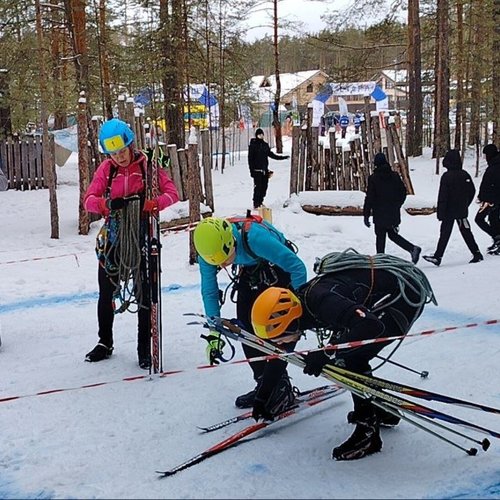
left=227, top=210, right=298, bottom=260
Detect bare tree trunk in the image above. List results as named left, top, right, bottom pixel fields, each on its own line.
left=433, top=0, right=451, bottom=172
left=160, top=0, right=184, bottom=148
left=492, top=0, right=500, bottom=146
left=406, top=0, right=423, bottom=157
left=35, top=0, right=59, bottom=239
left=98, top=0, right=113, bottom=120
left=454, top=0, right=464, bottom=150
left=467, top=1, right=482, bottom=149
left=50, top=0, right=67, bottom=130
left=218, top=0, right=226, bottom=173
left=272, top=0, right=283, bottom=153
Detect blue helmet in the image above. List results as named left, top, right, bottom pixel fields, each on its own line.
left=99, top=118, right=135, bottom=154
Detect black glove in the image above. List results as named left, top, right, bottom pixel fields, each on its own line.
left=107, top=197, right=126, bottom=211
left=364, top=216, right=371, bottom=228
left=303, top=349, right=331, bottom=377
left=252, top=396, right=274, bottom=421
left=283, top=155, right=290, bottom=160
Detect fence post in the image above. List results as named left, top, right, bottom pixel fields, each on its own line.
left=289, top=125, right=300, bottom=195
left=77, top=91, right=90, bottom=235
left=200, top=128, right=214, bottom=212
left=167, top=143, right=184, bottom=200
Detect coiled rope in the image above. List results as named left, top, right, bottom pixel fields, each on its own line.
left=104, top=198, right=145, bottom=313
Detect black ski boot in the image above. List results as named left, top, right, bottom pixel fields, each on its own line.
left=411, top=246, right=422, bottom=264
left=423, top=255, right=441, bottom=266
left=85, top=343, right=113, bottom=362
left=263, top=373, right=297, bottom=417
left=347, top=407, right=401, bottom=428
left=333, top=415, right=382, bottom=460
left=138, top=343, right=151, bottom=370
left=487, top=235, right=500, bottom=254
left=235, top=377, right=262, bottom=408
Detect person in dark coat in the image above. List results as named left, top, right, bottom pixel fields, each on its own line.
left=250, top=253, right=436, bottom=460
left=474, top=144, right=500, bottom=254
left=363, top=152, right=421, bottom=263
left=248, top=128, right=289, bottom=209
left=423, top=149, right=483, bottom=266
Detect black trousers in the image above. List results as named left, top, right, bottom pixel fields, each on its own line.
left=97, top=262, right=151, bottom=354
left=235, top=264, right=291, bottom=382
left=374, top=225, right=415, bottom=254
left=252, top=172, right=269, bottom=209
left=435, top=218, right=480, bottom=258
left=475, top=205, right=500, bottom=239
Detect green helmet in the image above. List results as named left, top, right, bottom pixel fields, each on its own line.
left=194, top=217, right=235, bottom=266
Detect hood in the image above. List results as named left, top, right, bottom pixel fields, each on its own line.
left=443, top=150, right=462, bottom=170
left=373, top=152, right=391, bottom=173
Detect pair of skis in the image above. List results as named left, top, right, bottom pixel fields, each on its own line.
left=145, top=149, right=162, bottom=374
left=157, top=383, right=346, bottom=477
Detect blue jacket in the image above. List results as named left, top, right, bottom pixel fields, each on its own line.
left=198, top=220, right=307, bottom=317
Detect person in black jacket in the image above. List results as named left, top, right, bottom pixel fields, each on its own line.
left=363, top=152, right=421, bottom=264
left=423, top=149, right=483, bottom=266
left=474, top=144, right=500, bottom=254
left=248, top=128, right=289, bottom=209
left=250, top=253, right=436, bottom=460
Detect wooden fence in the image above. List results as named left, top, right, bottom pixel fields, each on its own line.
left=0, top=134, right=54, bottom=190
left=290, top=104, right=414, bottom=198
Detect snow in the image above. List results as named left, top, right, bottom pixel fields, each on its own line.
left=0, top=136, right=499, bottom=499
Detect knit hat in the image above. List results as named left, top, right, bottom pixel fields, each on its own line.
left=255, top=128, right=264, bottom=137
left=374, top=152, right=388, bottom=167
left=483, top=144, right=498, bottom=162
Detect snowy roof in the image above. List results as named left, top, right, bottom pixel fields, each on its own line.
left=380, top=69, right=408, bottom=84
left=248, top=70, right=326, bottom=103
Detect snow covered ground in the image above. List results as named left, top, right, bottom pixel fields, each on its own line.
left=0, top=136, right=499, bottom=499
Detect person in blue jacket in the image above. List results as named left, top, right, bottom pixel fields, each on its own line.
left=193, top=216, right=307, bottom=409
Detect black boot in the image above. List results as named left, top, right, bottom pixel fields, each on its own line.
left=469, top=252, right=484, bottom=263
left=138, top=343, right=151, bottom=370
left=235, top=377, right=262, bottom=408
left=423, top=255, right=441, bottom=266
left=411, top=246, right=421, bottom=264
left=333, top=415, right=382, bottom=460
left=262, top=373, right=297, bottom=417
left=347, top=407, right=400, bottom=428
left=85, top=343, right=113, bottom=362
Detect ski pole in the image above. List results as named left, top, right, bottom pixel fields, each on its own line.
left=375, top=355, right=429, bottom=378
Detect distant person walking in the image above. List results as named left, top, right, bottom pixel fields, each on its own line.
left=423, top=149, right=483, bottom=266
left=363, top=152, right=421, bottom=264
left=248, top=128, right=289, bottom=209
left=474, top=144, right=500, bottom=255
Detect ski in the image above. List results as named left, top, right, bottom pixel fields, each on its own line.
left=184, top=314, right=500, bottom=415
left=146, top=149, right=162, bottom=374
left=156, top=385, right=341, bottom=477
left=192, top=315, right=499, bottom=452
left=197, top=384, right=345, bottom=433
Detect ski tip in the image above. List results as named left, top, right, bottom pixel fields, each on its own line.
left=196, top=426, right=209, bottom=433
left=481, top=439, right=491, bottom=452
left=420, top=370, right=429, bottom=379
left=467, top=447, right=478, bottom=456
left=156, top=470, right=174, bottom=478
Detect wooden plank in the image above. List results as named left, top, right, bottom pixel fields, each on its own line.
left=12, top=135, right=22, bottom=190
left=26, top=136, right=36, bottom=189
left=200, top=129, right=214, bottom=211
left=0, top=140, right=8, bottom=189
left=20, top=136, right=28, bottom=190
left=329, top=129, right=337, bottom=190
left=289, top=125, right=300, bottom=195
left=310, top=126, right=319, bottom=191
left=298, top=127, right=307, bottom=192
left=167, top=144, right=184, bottom=200
left=35, top=136, right=44, bottom=189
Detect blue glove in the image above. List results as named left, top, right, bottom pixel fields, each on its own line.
left=201, top=330, right=226, bottom=365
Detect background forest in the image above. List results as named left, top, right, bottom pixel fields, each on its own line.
left=0, top=0, right=498, bottom=156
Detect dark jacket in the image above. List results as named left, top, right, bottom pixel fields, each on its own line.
left=478, top=153, right=500, bottom=204
left=248, top=137, right=286, bottom=176
left=297, top=269, right=422, bottom=339
left=363, top=162, right=407, bottom=228
left=437, top=150, right=476, bottom=221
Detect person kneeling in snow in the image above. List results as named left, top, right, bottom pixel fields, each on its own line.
left=250, top=253, right=436, bottom=460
